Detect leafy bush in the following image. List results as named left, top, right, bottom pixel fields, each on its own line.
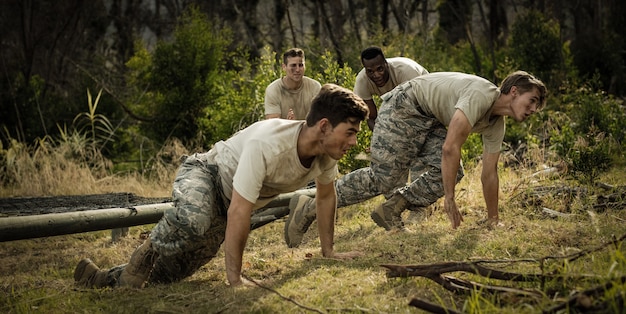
left=568, top=130, right=613, bottom=185
left=547, top=78, right=625, bottom=183
left=125, top=7, right=233, bottom=147
left=570, top=88, right=626, bottom=147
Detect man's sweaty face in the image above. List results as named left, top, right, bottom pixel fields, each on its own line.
left=284, top=56, right=305, bottom=83
left=362, top=55, right=389, bottom=87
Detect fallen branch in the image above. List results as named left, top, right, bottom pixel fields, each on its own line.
left=381, top=261, right=552, bottom=282
left=383, top=232, right=626, bottom=313
left=427, top=274, right=543, bottom=298
left=408, top=297, right=463, bottom=314
left=541, top=207, right=576, bottom=218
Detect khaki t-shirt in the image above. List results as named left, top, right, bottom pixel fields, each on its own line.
left=264, top=76, right=322, bottom=119
left=354, top=57, right=429, bottom=100
left=406, top=72, right=504, bottom=153
left=202, top=119, right=337, bottom=210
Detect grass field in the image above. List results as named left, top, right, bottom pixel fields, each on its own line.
left=1, top=162, right=625, bottom=313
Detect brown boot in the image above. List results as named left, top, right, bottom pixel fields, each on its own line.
left=118, top=239, right=158, bottom=288
left=74, top=258, right=109, bottom=288
left=284, top=195, right=317, bottom=248
left=370, top=194, right=408, bottom=231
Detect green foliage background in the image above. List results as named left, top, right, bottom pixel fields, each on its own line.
left=2, top=6, right=625, bottom=184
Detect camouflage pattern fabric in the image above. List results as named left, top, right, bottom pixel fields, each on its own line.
left=336, top=82, right=463, bottom=209
left=104, top=155, right=230, bottom=286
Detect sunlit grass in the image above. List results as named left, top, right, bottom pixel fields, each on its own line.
left=1, top=141, right=625, bottom=313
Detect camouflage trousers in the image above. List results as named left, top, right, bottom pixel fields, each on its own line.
left=336, top=82, right=464, bottom=210
left=105, top=154, right=230, bottom=286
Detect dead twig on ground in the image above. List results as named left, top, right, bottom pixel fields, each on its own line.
left=381, top=261, right=552, bottom=282
left=408, top=297, right=463, bottom=314
left=383, top=232, right=626, bottom=313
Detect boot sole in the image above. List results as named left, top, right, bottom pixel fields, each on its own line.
left=370, top=211, right=392, bottom=231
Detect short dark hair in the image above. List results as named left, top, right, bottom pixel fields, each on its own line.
left=306, top=84, right=369, bottom=127
left=283, top=48, right=305, bottom=65
left=360, top=46, right=385, bottom=62
left=500, top=71, right=548, bottom=110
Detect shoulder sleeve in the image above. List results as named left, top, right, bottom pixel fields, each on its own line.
left=397, top=64, right=428, bottom=83
left=353, top=70, right=373, bottom=100
left=306, top=77, right=322, bottom=89
left=482, top=117, right=505, bottom=153
left=264, top=80, right=282, bottom=115
left=395, top=68, right=422, bottom=84
left=304, top=77, right=322, bottom=97
left=317, top=159, right=338, bottom=185
left=232, top=140, right=267, bottom=203
left=455, top=90, right=496, bottom=127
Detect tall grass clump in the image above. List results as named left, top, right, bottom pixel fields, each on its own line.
left=0, top=135, right=106, bottom=197
left=0, top=88, right=115, bottom=196
left=0, top=89, right=178, bottom=198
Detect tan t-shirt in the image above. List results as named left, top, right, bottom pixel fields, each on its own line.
left=406, top=72, right=504, bottom=153
left=354, top=57, right=429, bottom=100
left=264, top=76, right=322, bottom=119
left=200, top=119, right=337, bottom=210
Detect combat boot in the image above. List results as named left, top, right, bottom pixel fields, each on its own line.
left=118, top=239, right=158, bottom=288
left=370, top=194, right=408, bottom=231
left=284, top=195, right=317, bottom=248
left=74, top=258, right=109, bottom=288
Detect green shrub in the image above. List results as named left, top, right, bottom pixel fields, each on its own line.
left=125, top=6, right=233, bottom=147
left=548, top=80, right=623, bottom=183
left=568, top=130, right=612, bottom=185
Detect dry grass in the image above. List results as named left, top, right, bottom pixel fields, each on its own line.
left=0, top=138, right=182, bottom=198
left=1, top=152, right=626, bottom=313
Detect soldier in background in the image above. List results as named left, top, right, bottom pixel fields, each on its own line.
left=264, top=48, right=322, bottom=120
left=353, top=46, right=429, bottom=130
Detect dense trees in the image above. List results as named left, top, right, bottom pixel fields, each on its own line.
left=1, top=0, right=624, bottom=173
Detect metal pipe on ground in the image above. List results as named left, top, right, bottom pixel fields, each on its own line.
left=0, top=189, right=315, bottom=242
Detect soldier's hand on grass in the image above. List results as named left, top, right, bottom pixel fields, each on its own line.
left=326, top=251, right=364, bottom=260
left=228, top=275, right=257, bottom=289
left=444, top=197, right=463, bottom=229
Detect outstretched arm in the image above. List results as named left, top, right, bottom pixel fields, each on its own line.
left=442, top=109, right=472, bottom=229
left=316, top=179, right=363, bottom=259
left=481, top=151, right=500, bottom=224
left=224, top=189, right=254, bottom=286
left=315, top=179, right=337, bottom=257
